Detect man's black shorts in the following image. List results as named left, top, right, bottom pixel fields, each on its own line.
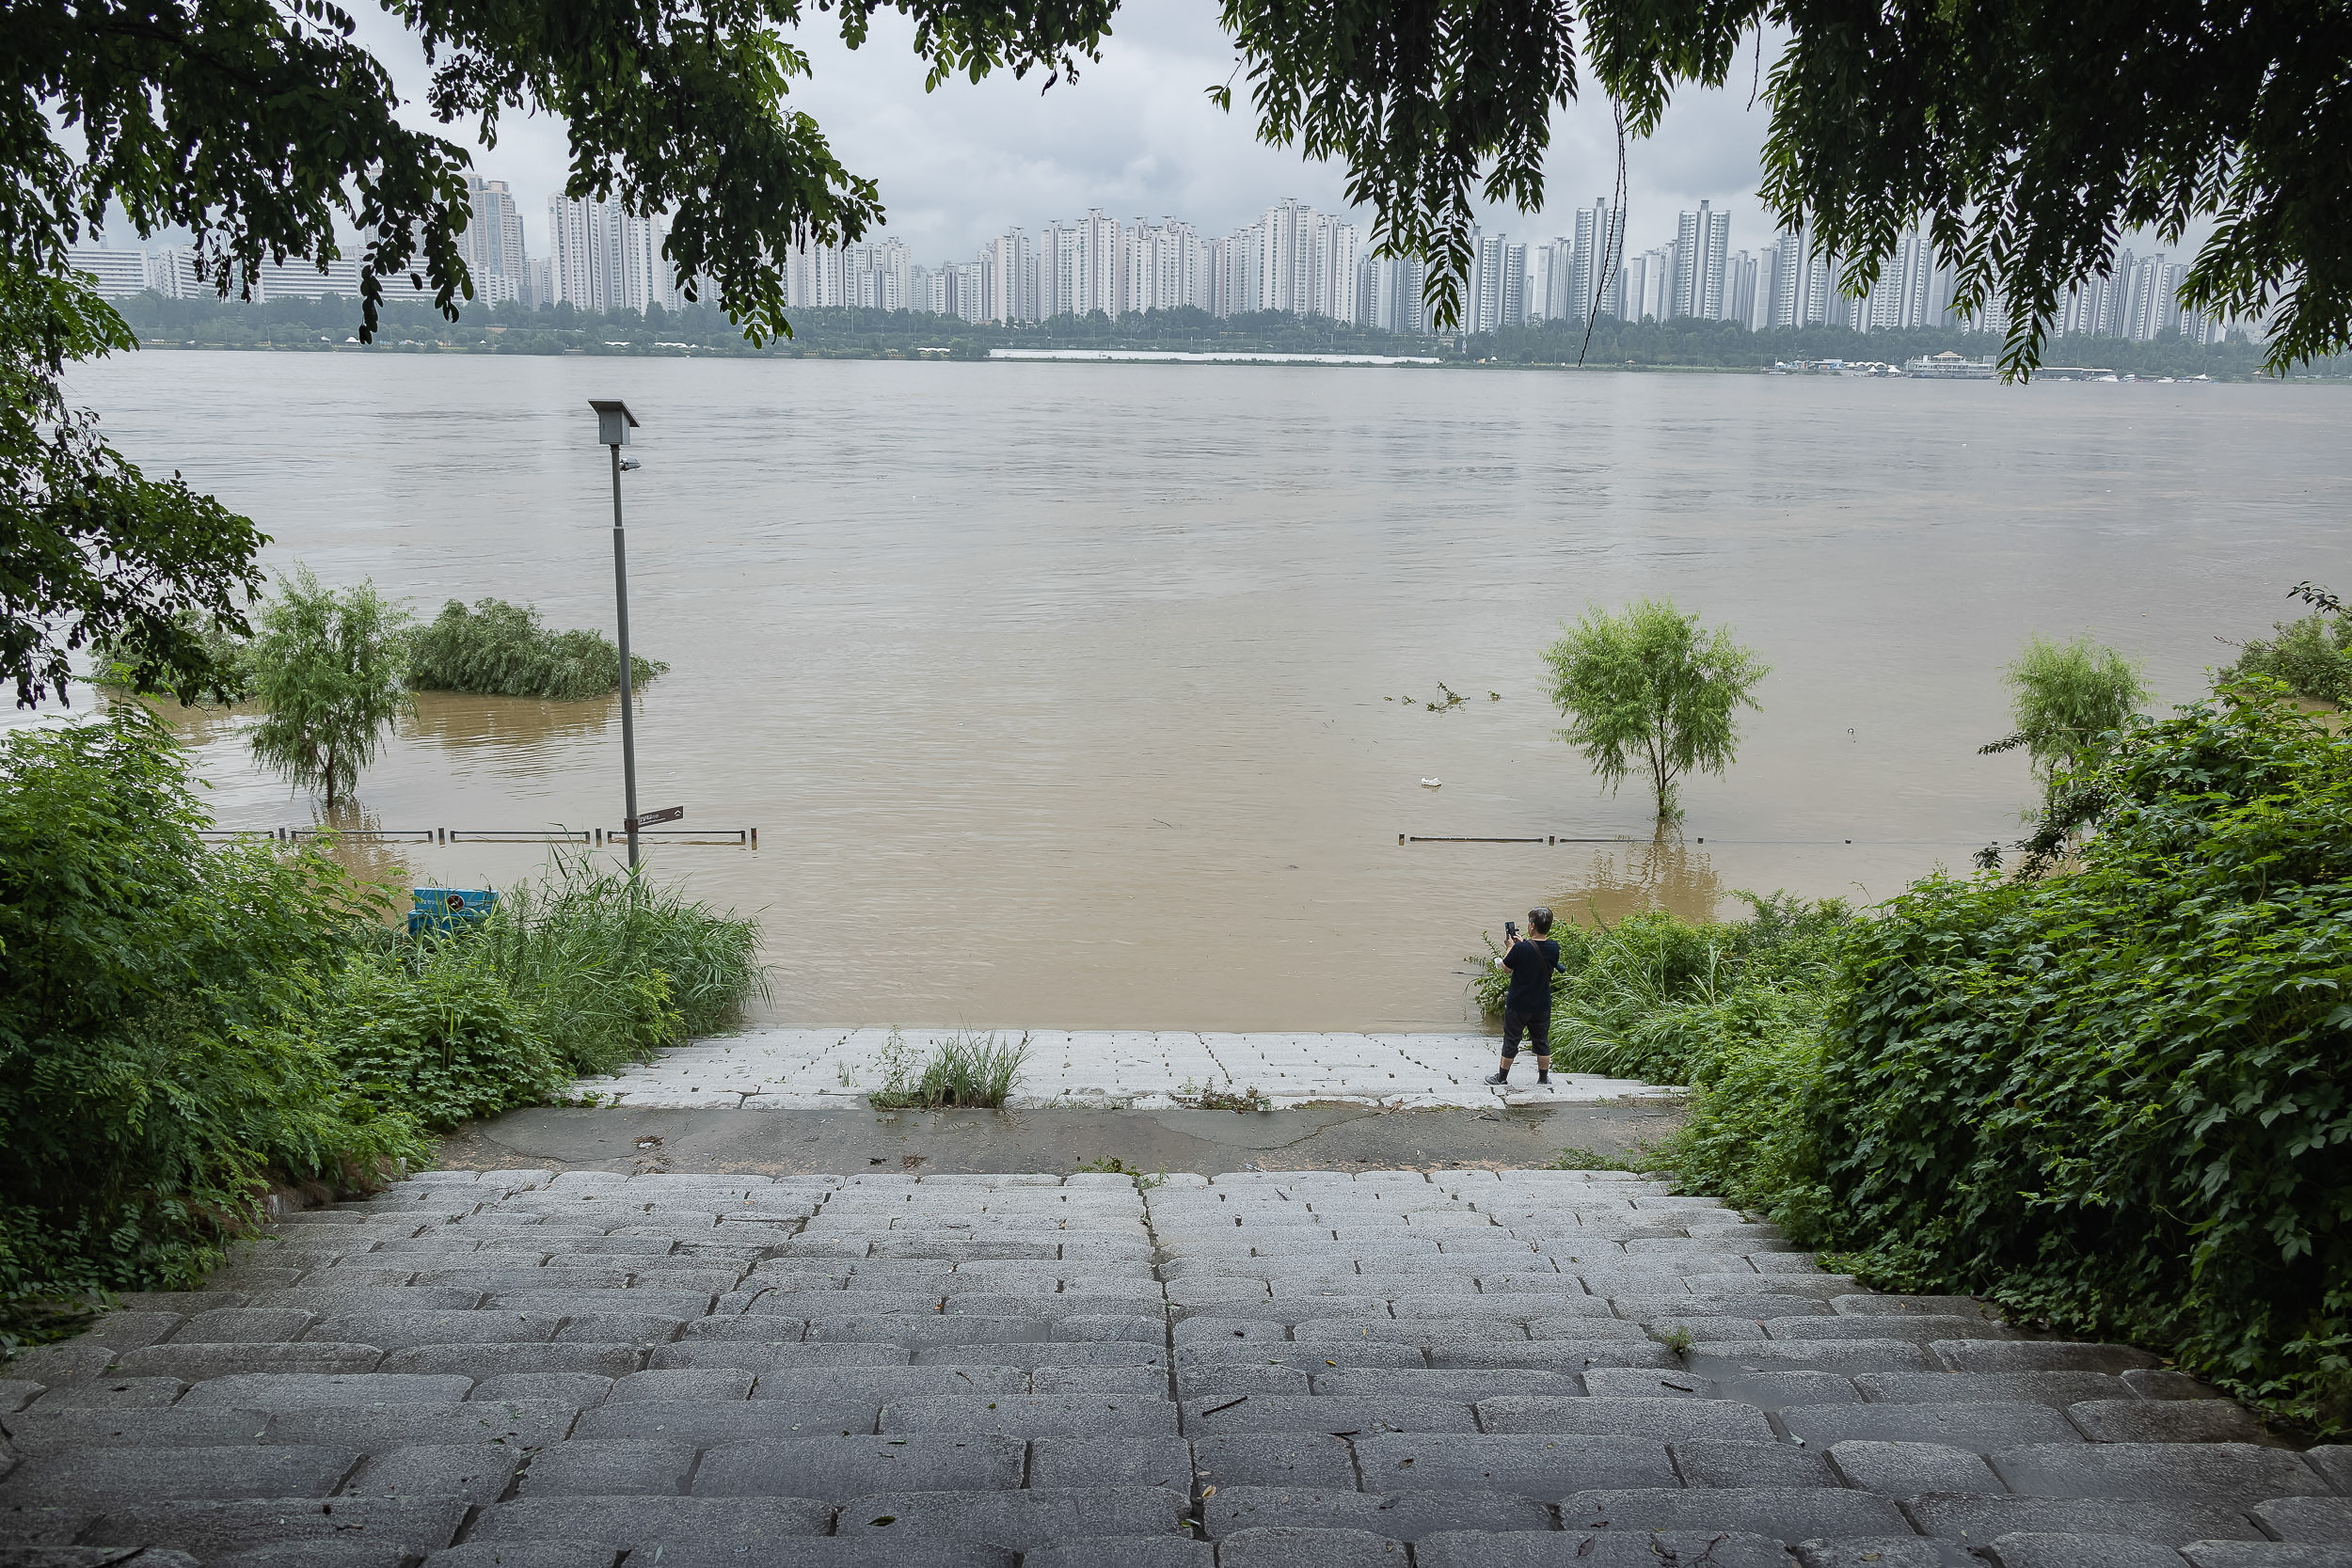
left=1502, top=1005, right=1550, bottom=1058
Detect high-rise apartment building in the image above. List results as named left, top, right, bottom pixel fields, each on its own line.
left=1671, top=202, right=1731, bottom=320
left=1500, top=243, right=1528, bottom=328
left=548, top=196, right=680, bottom=313
left=463, top=176, right=529, bottom=305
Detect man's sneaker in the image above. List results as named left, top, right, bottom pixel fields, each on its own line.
left=1483, top=1070, right=1511, bottom=1086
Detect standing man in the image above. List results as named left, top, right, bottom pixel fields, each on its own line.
left=1486, top=907, right=1561, bottom=1087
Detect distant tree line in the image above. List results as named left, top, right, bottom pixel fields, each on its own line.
left=106, top=292, right=2342, bottom=380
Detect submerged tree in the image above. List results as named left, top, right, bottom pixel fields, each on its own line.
left=1985, top=633, right=2153, bottom=797
left=1545, top=600, right=1769, bottom=826
left=247, top=570, right=410, bottom=810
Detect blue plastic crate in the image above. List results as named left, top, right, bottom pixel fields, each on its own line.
left=408, top=886, right=498, bottom=937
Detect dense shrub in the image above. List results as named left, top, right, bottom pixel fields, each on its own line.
left=475, top=853, right=768, bottom=1075
left=407, top=596, right=665, bottom=701
left=1816, top=683, right=2352, bottom=1429
left=0, top=715, right=425, bottom=1314
left=321, top=942, right=569, bottom=1129
left=2221, top=611, right=2352, bottom=705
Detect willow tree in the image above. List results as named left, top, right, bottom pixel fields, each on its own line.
left=247, top=570, right=410, bottom=810
left=1545, top=600, right=1769, bottom=825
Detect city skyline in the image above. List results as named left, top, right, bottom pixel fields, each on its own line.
left=69, top=177, right=2236, bottom=347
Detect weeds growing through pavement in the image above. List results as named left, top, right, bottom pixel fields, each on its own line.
left=868, top=1030, right=1031, bottom=1110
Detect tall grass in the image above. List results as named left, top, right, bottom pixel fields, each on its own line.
left=868, top=1030, right=1030, bottom=1110
left=474, top=851, right=770, bottom=1075
left=406, top=597, right=666, bottom=701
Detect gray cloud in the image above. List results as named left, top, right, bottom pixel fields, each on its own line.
left=363, top=0, right=1782, bottom=270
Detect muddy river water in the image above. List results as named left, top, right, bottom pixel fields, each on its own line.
left=32, top=353, right=2350, bottom=1029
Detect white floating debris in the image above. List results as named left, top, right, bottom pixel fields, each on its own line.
left=1420, top=778, right=1442, bottom=788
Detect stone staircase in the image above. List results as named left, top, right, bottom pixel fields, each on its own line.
left=1, top=1166, right=2344, bottom=1567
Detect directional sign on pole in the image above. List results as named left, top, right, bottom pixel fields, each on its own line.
left=625, top=806, right=684, bottom=832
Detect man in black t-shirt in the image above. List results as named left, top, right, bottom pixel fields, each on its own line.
left=1485, top=906, right=1561, bottom=1087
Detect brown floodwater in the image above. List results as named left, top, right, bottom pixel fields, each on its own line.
left=22, top=354, right=2349, bottom=1029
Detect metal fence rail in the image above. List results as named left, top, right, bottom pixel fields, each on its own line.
left=195, top=826, right=757, bottom=847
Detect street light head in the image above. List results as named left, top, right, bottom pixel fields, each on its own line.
left=619, top=457, right=642, bottom=472
left=589, top=398, right=640, bottom=448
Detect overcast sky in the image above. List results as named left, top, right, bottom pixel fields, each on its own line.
left=357, top=0, right=1783, bottom=266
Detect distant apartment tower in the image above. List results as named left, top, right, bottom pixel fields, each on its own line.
left=1672, top=202, right=1731, bottom=319
left=1568, top=200, right=1624, bottom=321
left=1357, top=252, right=1429, bottom=334
left=463, top=176, right=529, bottom=305
left=548, top=195, right=680, bottom=313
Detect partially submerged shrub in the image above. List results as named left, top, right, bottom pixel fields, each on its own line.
left=407, top=596, right=665, bottom=701
left=2221, top=610, right=2352, bottom=706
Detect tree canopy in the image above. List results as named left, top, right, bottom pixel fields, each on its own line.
left=1544, top=598, right=1768, bottom=824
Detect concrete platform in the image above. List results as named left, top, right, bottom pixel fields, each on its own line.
left=3, top=1167, right=2328, bottom=1567
left=570, top=1029, right=1677, bottom=1110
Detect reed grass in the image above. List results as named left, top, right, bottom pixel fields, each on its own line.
left=474, top=850, right=770, bottom=1075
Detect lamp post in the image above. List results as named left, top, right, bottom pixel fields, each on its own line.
left=589, top=399, right=644, bottom=871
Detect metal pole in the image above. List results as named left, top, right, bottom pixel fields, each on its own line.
left=610, top=442, right=642, bottom=873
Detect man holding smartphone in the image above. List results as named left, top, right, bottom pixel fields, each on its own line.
left=1486, top=907, right=1561, bottom=1087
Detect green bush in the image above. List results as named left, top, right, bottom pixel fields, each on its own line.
left=0, top=714, right=426, bottom=1313
left=407, top=596, right=665, bottom=701
left=475, top=852, right=768, bottom=1076
left=321, top=941, right=568, bottom=1129
left=1817, top=682, right=2352, bottom=1429
left=2222, top=611, right=2352, bottom=705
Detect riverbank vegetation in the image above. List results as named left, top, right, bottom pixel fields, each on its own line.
left=0, top=712, right=765, bottom=1345
left=406, top=597, right=664, bottom=701
left=1496, top=663, right=2351, bottom=1433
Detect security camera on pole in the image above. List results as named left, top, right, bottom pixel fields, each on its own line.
left=588, top=399, right=680, bottom=874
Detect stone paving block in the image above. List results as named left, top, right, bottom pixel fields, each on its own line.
left=1175, top=1319, right=1293, bottom=1347
left=0, top=1381, right=41, bottom=1415
left=1182, top=1395, right=1476, bottom=1435
left=882, top=1394, right=1176, bottom=1435
left=82, top=1497, right=470, bottom=1558
left=469, top=1495, right=833, bottom=1547
left=2302, top=1448, right=2352, bottom=1493
left=1795, top=1537, right=1981, bottom=1568
left=515, top=1440, right=697, bottom=1496
left=1030, top=1365, right=1167, bottom=1394
left=616, top=1545, right=1014, bottom=1568
left=1671, top=1440, right=1840, bottom=1489
left=1900, top=1497, right=2264, bottom=1547
left=692, top=1435, right=1026, bottom=1497
left=1830, top=1441, right=2004, bottom=1494
left=118, top=1342, right=389, bottom=1380
left=1475, top=1397, right=1777, bottom=1442
left=2252, top=1498, right=2352, bottom=1543
left=177, top=1308, right=318, bottom=1343
left=342, top=1443, right=520, bottom=1503
left=1200, top=1487, right=1550, bottom=1541
left=830, top=1485, right=1187, bottom=1548
left=1026, top=1436, right=1192, bottom=1490
left=651, top=1340, right=893, bottom=1370
left=115, top=1291, right=248, bottom=1313
left=1691, top=1341, right=1936, bottom=1374
left=427, top=1541, right=627, bottom=1567
left=252, top=1285, right=485, bottom=1313
left=1565, top=1486, right=1912, bottom=1539
left=1984, top=1534, right=2190, bottom=1568
left=1781, top=1402, right=2083, bottom=1449
left=489, top=1292, right=714, bottom=1322
left=385, top=1342, right=644, bottom=1380
left=573, top=1400, right=875, bottom=1444
left=673, top=1316, right=814, bottom=1343
left=470, top=1372, right=616, bottom=1406
left=179, top=1371, right=473, bottom=1409
left=2066, top=1402, right=2272, bottom=1446
left=807, top=1315, right=1056, bottom=1346
left=1, top=1405, right=270, bottom=1451
left=1214, top=1527, right=1407, bottom=1566
left=308, top=1312, right=564, bottom=1350
left=608, top=1368, right=754, bottom=1402
left=916, top=1342, right=1166, bottom=1370
left=83, top=1311, right=186, bottom=1352
left=1768, top=1317, right=2008, bottom=1345
left=0, top=1445, right=355, bottom=1507
left=1938, top=1343, right=2161, bottom=1376
left=1833, top=1296, right=1993, bottom=1320
left=1180, top=1345, right=1425, bottom=1375
left=2182, top=1546, right=2352, bottom=1568
left=1357, top=1433, right=1676, bottom=1494
left=1018, top=1537, right=1212, bottom=1568
left=26, top=1376, right=186, bottom=1408
left=753, top=1368, right=1029, bottom=1400
left=1989, top=1444, right=2327, bottom=1504
left=266, top=1400, right=579, bottom=1449
left=2124, top=1371, right=2231, bottom=1402
left=1309, top=1370, right=1584, bottom=1399
left=210, top=1543, right=420, bottom=1568
left=1418, top=1530, right=1801, bottom=1568
left=1188, top=1433, right=1359, bottom=1488
left=1855, top=1373, right=2133, bottom=1408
